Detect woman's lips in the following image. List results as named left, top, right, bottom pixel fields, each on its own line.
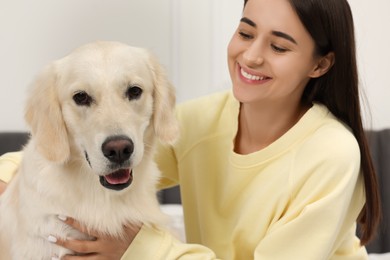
left=238, top=64, right=271, bottom=83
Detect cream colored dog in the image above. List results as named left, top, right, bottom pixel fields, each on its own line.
left=0, top=41, right=178, bottom=259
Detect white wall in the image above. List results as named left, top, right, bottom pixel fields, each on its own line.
left=0, top=0, right=172, bottom=131
left=349, top=0, right=390, bottom=130
left=1, top=0, right=389, bottom=131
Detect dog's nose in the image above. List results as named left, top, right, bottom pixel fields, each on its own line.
left=102, top=136, right=134, bottom=164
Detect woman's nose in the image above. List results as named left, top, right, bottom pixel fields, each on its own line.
left=243, top=42, right=264, bottom=66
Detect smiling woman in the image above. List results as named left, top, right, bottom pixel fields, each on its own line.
left=229, top=0, right=335, bottom=154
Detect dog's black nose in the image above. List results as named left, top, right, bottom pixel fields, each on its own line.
left=102, top=136, right=133, bottom=164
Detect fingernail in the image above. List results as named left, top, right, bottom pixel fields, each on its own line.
left=57, top=215, right=67, bottom=221
left=47, top=235, right=57, bottom=243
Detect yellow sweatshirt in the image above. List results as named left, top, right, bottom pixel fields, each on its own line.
left=0, top=91, right=368, bottom=259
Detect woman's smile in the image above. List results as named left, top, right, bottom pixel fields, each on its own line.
left=238, top=63, right=272, bottom=84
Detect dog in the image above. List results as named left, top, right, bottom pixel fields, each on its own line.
left=0, top=41, right=178, bottom=259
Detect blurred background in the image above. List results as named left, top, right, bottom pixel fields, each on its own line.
left=0, top=0, right=389, bottom=131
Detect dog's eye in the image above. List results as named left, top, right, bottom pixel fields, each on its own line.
left=73, top=91, right=93, bottom=106
left=126, top=85, right=143, bottom=100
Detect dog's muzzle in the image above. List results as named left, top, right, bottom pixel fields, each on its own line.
left=99, top=135, right=134, bottom=190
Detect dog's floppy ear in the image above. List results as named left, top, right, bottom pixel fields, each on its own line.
left=24, top=64, right=70, bottom=163
left=148, top=54, right=179, bottom=144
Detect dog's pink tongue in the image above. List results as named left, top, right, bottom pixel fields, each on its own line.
left=105, top=169, right=131, bottom=185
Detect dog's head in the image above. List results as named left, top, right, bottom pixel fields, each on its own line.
left=25, top=41, right=178, bottom=190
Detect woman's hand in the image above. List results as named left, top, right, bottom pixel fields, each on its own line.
left=0, top=180, right=7, bottom=195
left=51, top=216, right=141, bottom=260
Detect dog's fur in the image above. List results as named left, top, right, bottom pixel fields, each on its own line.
left=0, top=41, right=178, bottom=259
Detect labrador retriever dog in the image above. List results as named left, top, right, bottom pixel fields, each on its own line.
left=0, top=41, right=178, bottom=259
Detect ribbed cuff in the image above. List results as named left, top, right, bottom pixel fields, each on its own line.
left=121, top=225, right=168, bottom=260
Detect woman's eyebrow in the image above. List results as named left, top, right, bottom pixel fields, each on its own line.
left=240, top=17, right=256, bottom=27
left=272, top=31, right=297, bottom=45
left=240, top=17, right=298, bottom=45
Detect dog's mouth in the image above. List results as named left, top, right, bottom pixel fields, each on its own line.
left=99, top=169, right=133, bottom=191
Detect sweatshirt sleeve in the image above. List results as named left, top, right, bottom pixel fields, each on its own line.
left=154, top=141, right=180, bottom=190
left=0, top=152, right=22, bottom=183
left=122, top=225, right=219, bottom=260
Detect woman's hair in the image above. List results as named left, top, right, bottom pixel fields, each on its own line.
left=243, top=0, right=381, bottom=245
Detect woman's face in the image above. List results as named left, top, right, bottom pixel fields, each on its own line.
left=228, top=0, right=322, bottom=106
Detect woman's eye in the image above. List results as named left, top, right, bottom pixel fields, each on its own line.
left=126, top=85, right=143, bottom=100
left=271, top=44, right=288, bottom=53
left=239, top=31, right=253, bottom=40
left=73, top=91, right=93, bottom=106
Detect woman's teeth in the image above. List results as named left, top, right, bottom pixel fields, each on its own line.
left=241, top=68, right=266, bottom=81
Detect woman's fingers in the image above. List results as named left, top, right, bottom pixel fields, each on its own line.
left=59, top=253, right=98, bottom=260
left=50, top=236, right=98, bottom=255
left=61, top=255, right=98, bottom=260
left=48, top=217, right=101, bottom=256
left=58, top=216, right=98, bottom=238
left=0, top=180, right=7, bottom=195
left=49, top=215, right=142, bottom=259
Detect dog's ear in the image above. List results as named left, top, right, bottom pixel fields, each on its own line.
left=24, top=64, right=70, bottom=163
left=148, top=54, right=179, bottom=144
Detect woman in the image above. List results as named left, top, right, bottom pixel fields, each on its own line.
left=0, top=0, right=380, bottom=259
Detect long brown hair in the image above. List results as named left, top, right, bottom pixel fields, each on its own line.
left=243, top=0, right=381, bottom=245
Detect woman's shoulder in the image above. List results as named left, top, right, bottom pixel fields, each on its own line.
left=289, top=105, right=361, bottom=188
left=173, top=90, right=238, bottom=148
left=176, top=90, right=237, bottom=126
left=299, top=103, right=360, bottom=164
left=177, top=90, right=234, bottom=112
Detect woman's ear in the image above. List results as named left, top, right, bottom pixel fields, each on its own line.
left=309, top=52, right=335, bottom=78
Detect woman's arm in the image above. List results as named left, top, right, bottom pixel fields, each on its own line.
left=50, top=217, right=218, bottom=260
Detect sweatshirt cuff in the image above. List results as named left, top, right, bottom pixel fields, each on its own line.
left=121, top=224, right=168, bottom=259
left=0, top=152, right=22, bottom=183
